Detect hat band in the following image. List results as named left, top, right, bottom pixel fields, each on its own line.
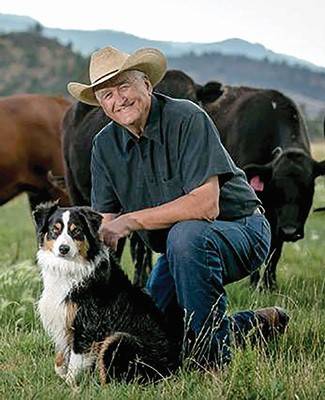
left=93, top=69, right=119, bottom=84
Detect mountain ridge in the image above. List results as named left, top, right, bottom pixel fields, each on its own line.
left=0, top=30, right=324, bottom=137
left=0, top=13, right=324, bottom=73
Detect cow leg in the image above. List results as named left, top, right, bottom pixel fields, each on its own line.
left=131, top=233, right=146, bottom=287
left=130, top=233, right=153, bottom=287
left=250, top=236, right=279, bottom=290
left=263, top=242, right=284, bottom=290
left=250, top=269, right=260, bottom=287
left=115, top=237, right=126, bottom=262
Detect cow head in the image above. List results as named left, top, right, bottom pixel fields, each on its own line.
left=244, top=147, right=325, bottom=242
left=156, top=70, right=200, bottom=103
left=197, top=81, right=224, bottom=104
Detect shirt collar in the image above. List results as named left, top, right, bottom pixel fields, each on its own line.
left=120, top=94, right=162, bottom=152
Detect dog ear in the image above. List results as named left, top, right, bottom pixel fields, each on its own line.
left=77, top=207, right=103, bottom=238
left=32, top=201, right=59, bottom=239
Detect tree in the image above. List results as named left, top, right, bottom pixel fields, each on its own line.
left=29, top=22, right=44, bottom=35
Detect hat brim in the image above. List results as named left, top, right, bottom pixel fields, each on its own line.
left=67, top=48, right=167, bottom=106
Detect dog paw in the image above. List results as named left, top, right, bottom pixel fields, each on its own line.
left=55, top=352, right=68, bottom=378
left=65, top=372, right=80, bottom=391
left=55, top=364, right=68, bottom=379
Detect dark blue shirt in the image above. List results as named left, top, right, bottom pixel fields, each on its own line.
left=91, top=93, right=260, bottom=252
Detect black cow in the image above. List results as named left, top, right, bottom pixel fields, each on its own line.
left=199, top=83, right=325, bottom=288
left=62, top=70, right=325, bottom=289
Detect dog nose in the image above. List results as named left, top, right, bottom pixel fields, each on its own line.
left=59, top=244, right=70, bottom=255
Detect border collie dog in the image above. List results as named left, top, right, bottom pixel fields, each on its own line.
left=33, top=203, right=180, bottom=386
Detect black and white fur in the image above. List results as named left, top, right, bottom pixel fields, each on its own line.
left=33, top=203, right=180, bottom=386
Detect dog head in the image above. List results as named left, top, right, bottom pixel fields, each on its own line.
left=33, top=203, right=103, bottom=262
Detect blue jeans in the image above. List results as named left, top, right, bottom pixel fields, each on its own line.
left=146, top=213, right=271, bottom=366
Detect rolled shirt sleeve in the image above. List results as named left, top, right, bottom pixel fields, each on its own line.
left=179, top=110, right=236, bottom=193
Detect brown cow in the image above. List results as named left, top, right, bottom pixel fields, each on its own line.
left=0, top=94, right=71, bottom=210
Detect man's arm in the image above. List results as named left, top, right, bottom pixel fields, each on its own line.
left=101, top=212, right=120, bottom=223
left=99, top=176, right=219, bottom=249
left=127, top=175, right=219, bottom=230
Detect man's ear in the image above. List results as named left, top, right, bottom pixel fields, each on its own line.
left=32, top=200, right=59, bottom=239
left=144, top=75, right=153, bottom=94
left=77, top=207, right=103, bottom=238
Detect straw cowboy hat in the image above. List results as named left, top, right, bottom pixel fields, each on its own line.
left=67, top=46, right=167, bottom=106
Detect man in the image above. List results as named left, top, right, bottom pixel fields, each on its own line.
left=67, top=46, right=289, bottom=366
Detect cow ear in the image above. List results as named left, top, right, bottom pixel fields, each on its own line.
left=32, top=200, right=59, bottom=236
left=242, top=163, right=273, bottom=185
left=77, top=207, right=103, bottom=238
left=197, top=81, right=223, bottom=104
left=313, top=160, right=325, bottom=177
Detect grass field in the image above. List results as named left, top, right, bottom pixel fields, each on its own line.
left=0, top=148, right=324, bottom=399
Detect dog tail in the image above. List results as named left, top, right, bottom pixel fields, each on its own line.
left=98, top=332, right=144, bottom=384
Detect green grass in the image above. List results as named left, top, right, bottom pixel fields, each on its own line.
left=0, top=183, right=324, bottom=399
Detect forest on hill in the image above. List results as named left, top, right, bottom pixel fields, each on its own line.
left=0, top=31, right=87, bottom=96
left=1, top=30, right=324, bottom=139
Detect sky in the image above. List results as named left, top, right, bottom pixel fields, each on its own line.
left=1, top=0, right=325, bottom=67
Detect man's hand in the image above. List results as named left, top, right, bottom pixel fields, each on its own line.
left=98, top=176, right=219, bottom=249
left=99, top=214, right=138, bottom=251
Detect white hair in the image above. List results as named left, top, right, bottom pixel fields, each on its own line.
left=124, top=70, right=147, bottom=81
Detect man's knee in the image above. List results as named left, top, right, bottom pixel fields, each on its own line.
left=166, top=220, right=210, bottom=258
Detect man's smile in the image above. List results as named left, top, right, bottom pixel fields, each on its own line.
left=116, top=101, right=135, bottom=113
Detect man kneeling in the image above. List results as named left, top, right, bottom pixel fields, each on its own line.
left=67, top=46, right=289, bottom=366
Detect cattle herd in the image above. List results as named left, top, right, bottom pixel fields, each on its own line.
left=1, top=70, right=324, bottom=290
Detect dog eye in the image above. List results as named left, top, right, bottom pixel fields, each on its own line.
left=52, top=225, right=61, bottom=233
left=71, top=228, right=82, bottom=236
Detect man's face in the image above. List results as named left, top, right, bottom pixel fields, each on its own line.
left=95, top=71, right=152, bottom=133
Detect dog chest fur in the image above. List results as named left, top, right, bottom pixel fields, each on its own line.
left=37, top=248, right=93, bottom=351
left=38, top=270, right=74, bottom=351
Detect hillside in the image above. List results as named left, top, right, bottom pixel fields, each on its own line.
left=168, top=52, right=325, bottom=121
left=1, top=13, right=324, bottom=73
left=169, top=53, right=325, bottom=101
left=0, top=31, right=324, bottom=138
left=0, top=31, right=87, bottom=96
left=0, top=13, right=36, bottom=32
